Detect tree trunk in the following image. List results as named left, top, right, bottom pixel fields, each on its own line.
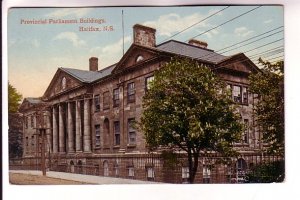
left=187, top=149, right=199, bottom=183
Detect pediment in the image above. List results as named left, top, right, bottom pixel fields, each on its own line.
left=217, top=53, right=260, bottom=74
left=42, top=69, right=83, bottom=100
left=112, top=44, right=160, bottom=73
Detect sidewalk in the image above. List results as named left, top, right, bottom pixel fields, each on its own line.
left=9, top=170, right=160, bottom=184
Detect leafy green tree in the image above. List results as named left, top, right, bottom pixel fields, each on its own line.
left=140, top=58, right=243, bottom=183
left=245, top=160, right=285, bottom=183
left=8, top=82, right=23, bottom=113
left=249, top=59, right=284, bottom=154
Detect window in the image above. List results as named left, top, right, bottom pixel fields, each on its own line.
left=114, top=121, right=120, bottom=146
left=146, top=167, right=155, bottom=181
left=26, top=137, right=29, bottom=147
left=113, top=88, right=120, bottom=107
left=103, top=91, right=110, bottom=110
left=242, top=87, right=248, bottom=104
left=182, top=167, right=189, bottom=183
left=128, top=118, right=136, bottom=145
left=233, top=85, right=241, bottom=103
left=145, top=76, right=154, bottom=91
left=95, top=124, right=100, bottom=147
left=127, top=82, right=135, bottom=103
left=31, top=115, right=34, bottom=128
left=31, top=135, right=35, bottom=147
left=243, top=119, right=249, bottom=143
left=136, top=55, right=144, bottom=62
left=128, top=166, right=135, bottom=178
left=94, top=95, right=100, bottom=112
left=25, top=117, right=28, bottom=129
left=203, top=166, right=211, bottom=183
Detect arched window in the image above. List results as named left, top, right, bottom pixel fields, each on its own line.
left=103, top=161, right=109, bottom=176
left=136, top=55, right=144, bottom=63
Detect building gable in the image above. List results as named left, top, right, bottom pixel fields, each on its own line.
left=217, top=53, right=260, bottom=74
left=112, top=44, right=162, bottom=74
left=42, top=68, right=84, bottom=100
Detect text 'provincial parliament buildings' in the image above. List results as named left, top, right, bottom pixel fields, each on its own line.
left=18, top=24, right=268, bottom=183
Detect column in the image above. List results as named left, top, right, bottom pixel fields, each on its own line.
left=76, top=100, right=82, bottom=152
left=68, top=102, right=75, bottom=152
left=52, top=106, right=58, bottom=153
left=83, top=99, right=91, bottom=152
left=46, top=111, right=52, bottom=152
left=59, top=104, right=65, bottom=152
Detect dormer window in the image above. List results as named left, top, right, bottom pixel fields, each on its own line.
left=61, top=77, right=66, bottom=90
left=136, top=55, right=144, bottom=63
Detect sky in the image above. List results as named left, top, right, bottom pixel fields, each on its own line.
left=7, top=6, right=284, bottom=98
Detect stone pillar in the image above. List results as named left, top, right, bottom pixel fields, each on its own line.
left=46, top=111, right=52, bottom=152
left=59, top=104, right=65, bottom=152
left=68, top=102, right=75, bottom=152
left=52, top=106, right=58, bottom=153
left=76, top=101, right=82, bottom=152
left=83, top=98, right=91, bottom=152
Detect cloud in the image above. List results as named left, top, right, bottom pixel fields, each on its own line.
left=45, top=8, right=93, bottom=18
left=90, top=36, right=132, bottom=67
left=143, top=12, right=213, bottom=37
left=234, top=27, right=254, bottom=37
left=53, top=32, right=86, bottom=47
left=264, top=19, right=273, bottom=24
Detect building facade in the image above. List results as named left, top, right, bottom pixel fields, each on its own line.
left=18, top=24, right=270, bottom=183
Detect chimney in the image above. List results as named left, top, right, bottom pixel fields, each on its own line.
left=188, top=39, right=208, bottom=49
left=133, top=24, right=156, bottom=47
left=89, top=57, right=98, bottom=71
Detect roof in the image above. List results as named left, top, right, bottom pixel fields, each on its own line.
left=157, top=40, right=227, bottom=64
left=25, top=97, right=43, bottom=104
left=61, top=64, right=116, bottom=83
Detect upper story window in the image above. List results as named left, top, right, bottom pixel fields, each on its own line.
left=128, top=118, right=136, bottom=145
left=233, top=85, right=241, bottom=103
left=113, top=88, right=120, bottom=107
left=103, top=91, right=110, bottom=110
left=114, top=121, right=120, bottom=146
left=26, top=137, right=29, bottom=147
left=94, top=95, right=100, bottom=112
left=127, top=82, right=135, bottom=103
left=242, top=87, right=248, bottom=104
left=145, top=76, right=154, bottom=91
left=227, top=84, right=248, bottom=105
left=30, top=115, right=34, bottom=128
left=25, top=117, right=28, bottom=129
left=136, top=55, right=144, bottom=63
left=95, top=124, right=101, bottom=148
left=61, top=77, right=67, bottom=90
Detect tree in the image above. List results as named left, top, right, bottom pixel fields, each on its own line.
left=8, top=82, right=23, bottom=113
left=140, top=58, right=243, bottom=183
left=245, top=160, right=284, bottom=183
left=249, top=59, right=284, bottom=154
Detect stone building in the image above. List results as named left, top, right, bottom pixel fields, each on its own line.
left=18, top=24, right=268, bottom=183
